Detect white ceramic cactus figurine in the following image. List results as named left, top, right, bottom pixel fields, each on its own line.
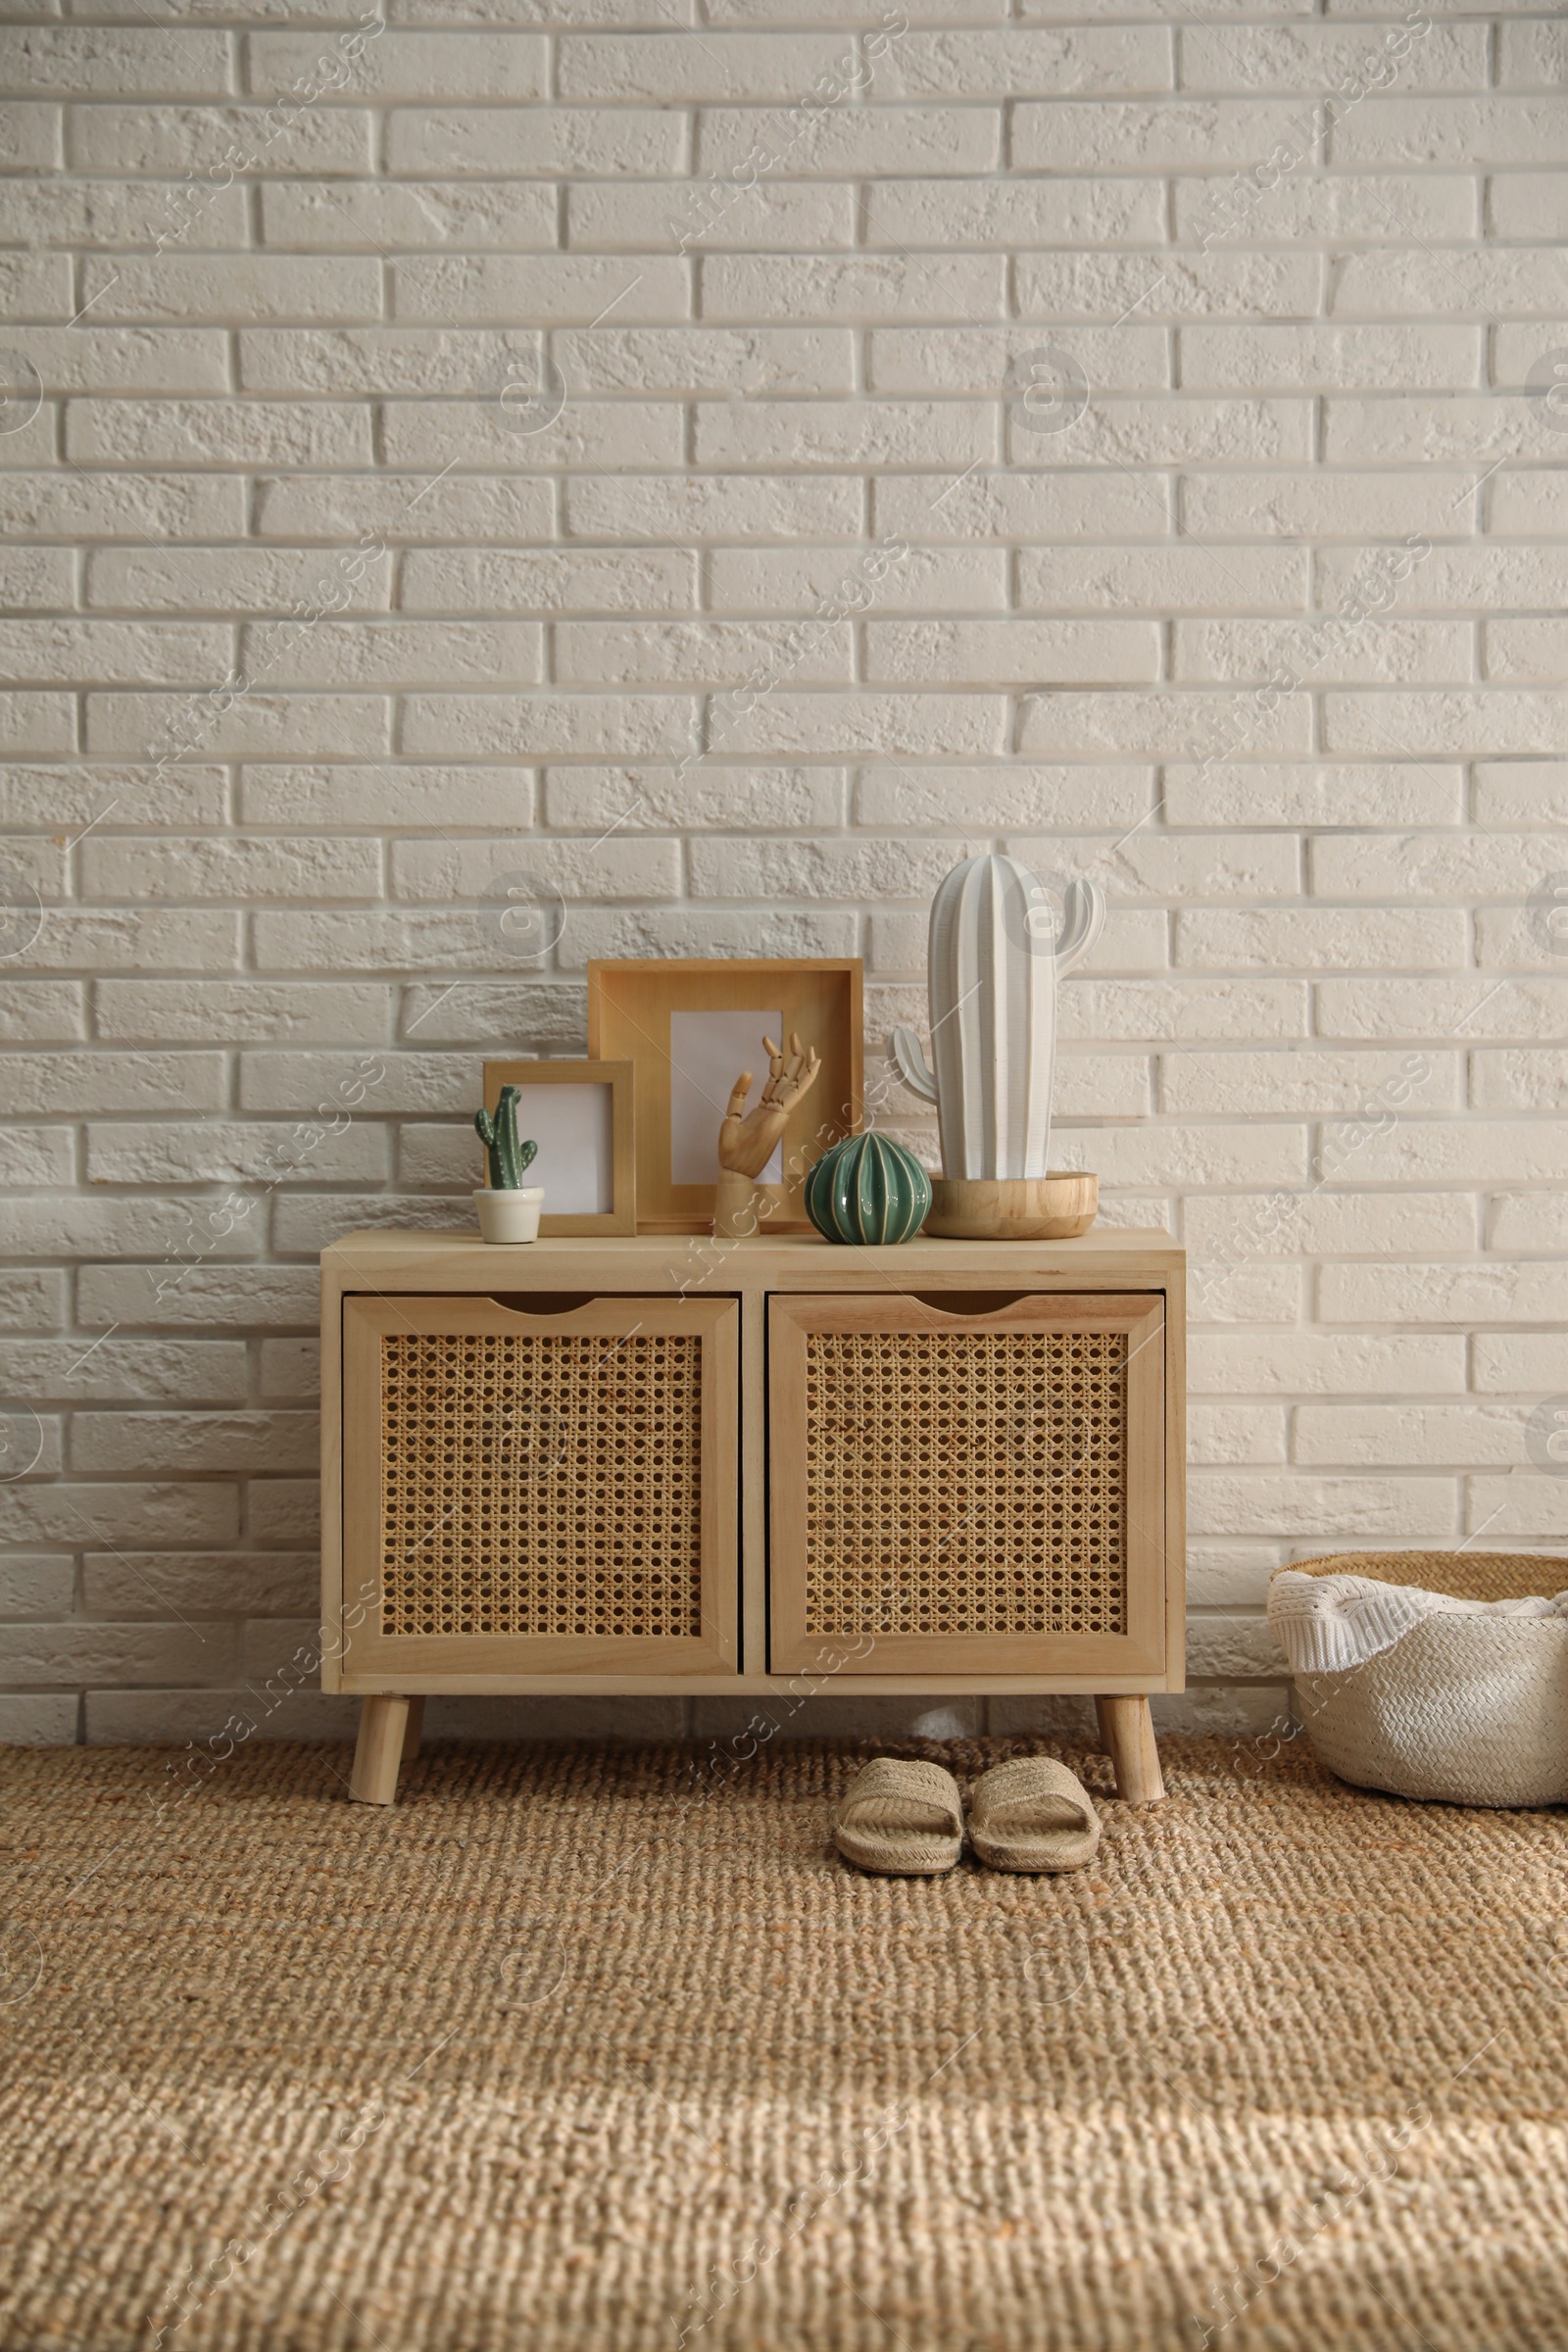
left=887, top=854, right=1104, bottom=1180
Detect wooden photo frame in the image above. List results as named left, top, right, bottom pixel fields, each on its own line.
left=481, top=1059, right=636, bottom=1236
left=586, top=958, right=862, bottom=1234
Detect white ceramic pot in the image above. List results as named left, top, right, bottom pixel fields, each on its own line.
left=473, top=1187, right=544, bottom=1245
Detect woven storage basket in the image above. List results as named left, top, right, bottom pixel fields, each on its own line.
left=1271, top=1551, right=1568, bottom=1808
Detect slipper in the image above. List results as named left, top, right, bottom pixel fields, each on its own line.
left=967, top=1757, right=1101, bottom=1874
left=833, top=1757, right=964, bottom=1877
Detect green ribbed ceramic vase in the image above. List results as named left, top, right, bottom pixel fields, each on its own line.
left=804, top=1132, right=932, bottom=1246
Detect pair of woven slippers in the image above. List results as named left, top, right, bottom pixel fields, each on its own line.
left=834, top=1755, right=1101, bottom=1877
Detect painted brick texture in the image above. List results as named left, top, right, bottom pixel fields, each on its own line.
left=0, top=1, right=1563, bottom=1747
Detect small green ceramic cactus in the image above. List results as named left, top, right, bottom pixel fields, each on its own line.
left=474, top=1087, right=539, bottom=1190
left=804, top=1131, right=932, bottom=1245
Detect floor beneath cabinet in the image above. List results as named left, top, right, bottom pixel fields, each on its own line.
left=3, top=1735, right=1563, bottom=2352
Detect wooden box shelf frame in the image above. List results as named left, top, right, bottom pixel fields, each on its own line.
left=320, top=1230, right=1186, bottom=1807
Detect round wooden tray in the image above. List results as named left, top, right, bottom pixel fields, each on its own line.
left=922, top=1173, right=1099, bottom=1241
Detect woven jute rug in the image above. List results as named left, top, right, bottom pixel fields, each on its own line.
left=2, top=1733, right=1566, bottom=2352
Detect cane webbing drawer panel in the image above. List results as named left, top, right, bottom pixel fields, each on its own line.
left=380, top=1328, right=704, bottom=1639
left=342, top=1295, right=738, bottom=1676
left=801, top=1322, right=1129, bottom=1640
left=769, top=1293, right=1166, bottom=1677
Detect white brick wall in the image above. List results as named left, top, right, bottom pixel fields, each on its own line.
left=0, top=1, right=1564, bottom=1750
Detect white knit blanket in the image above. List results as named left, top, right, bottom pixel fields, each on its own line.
left=1267, top=1569, right=1568, bottom=1676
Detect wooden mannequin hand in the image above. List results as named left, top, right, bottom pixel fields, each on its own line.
left=717, top=1032, right=822, bottom=1180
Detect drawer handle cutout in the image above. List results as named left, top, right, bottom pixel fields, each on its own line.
left=489, top=1293, right=596, bottom=1316
left=907, top=1292, right=1037, bottom=1315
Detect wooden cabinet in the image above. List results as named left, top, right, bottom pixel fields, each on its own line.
left=320, top=1231, right=1185, bottom=1805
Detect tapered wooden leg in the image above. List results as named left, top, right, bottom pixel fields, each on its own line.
left=351, top=1695, right=411, bottom=1805
left=1096, top=1695, right=1165, bottom=1804
left=401, top=1695, right=425, bottom=1764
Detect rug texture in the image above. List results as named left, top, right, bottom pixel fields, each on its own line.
left=1, top=1733, right=1566, bottom=2352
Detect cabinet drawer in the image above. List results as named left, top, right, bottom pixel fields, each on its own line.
left=768, top=1291, right=1166, bottom=1677
left=341, top=1293, right=738, bottom=1680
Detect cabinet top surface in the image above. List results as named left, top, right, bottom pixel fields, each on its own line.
left=323, top=1227, right=1184, bottom=1280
